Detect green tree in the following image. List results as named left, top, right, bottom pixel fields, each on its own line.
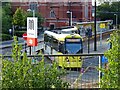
left=100, top=30, right=120, bottom=88
left=12, top=7, right=26, bottom=30
left=97, top=2, right=120, bottom=25
left=97, top=2, right=112, bottom=20
left=2, top=2, right=12, bottom=34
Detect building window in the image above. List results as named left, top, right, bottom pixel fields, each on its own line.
left=29, top=2, right=38, bottom=11
left=50, top=9, right=56, bottom=18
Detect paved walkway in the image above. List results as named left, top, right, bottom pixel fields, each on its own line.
left=83, top=38, right=109, bottom=54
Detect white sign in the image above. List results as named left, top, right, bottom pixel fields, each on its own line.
left=29, top=39, right=33, bottom=44
left=27, top=17, right=37, bottom=38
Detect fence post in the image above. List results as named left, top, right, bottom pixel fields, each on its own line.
left=99, top=55, right=102, bottom=88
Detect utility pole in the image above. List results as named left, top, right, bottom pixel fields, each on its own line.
left=94, top=0, right=97, bottom=51
left=114, top=14, right=118, bottom=29
left=67, top=1, right=72, bottom=26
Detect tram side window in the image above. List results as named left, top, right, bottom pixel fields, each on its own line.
left=51, top=38, right=59, bottom=51
left=44, top=34, right=49, bottom=42
left=58, top=43, right=64, bottom=53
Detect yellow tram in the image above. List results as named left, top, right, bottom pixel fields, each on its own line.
left=44, top=27, right=83, bottom=68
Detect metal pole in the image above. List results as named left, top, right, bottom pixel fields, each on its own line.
left=12, top=25, right=14, bottom=38
left=32, top=9, right=35, bottom=55
left=69, top=1, right=71, bottom=26
left=94, top=0, right=97, bottom=51
left=99, top=56, right=102, bottom=88
left=33, top=10, right=35, bottom=17
left=25, top=42, right=27, bottom=53
left=88, top=37, right=90, bottom=53
left=100, top=28, right=102, bottom=47
left=116, top=14, right=117, bottom=29
left=30, top=46, right=31, bottom=55
left=114, top=14, right=118, bottom=29
left=70, top=12, right=72, bottom=26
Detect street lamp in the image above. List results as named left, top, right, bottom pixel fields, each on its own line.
left=9, top=29, right=12, bottom=36
left=67, top=10, right=72, bottom=26
left=27, top=9, right=35, bottom=17
left=114, top=14, right=118, bottom=29
left=27, top=9, right=36, bottom=55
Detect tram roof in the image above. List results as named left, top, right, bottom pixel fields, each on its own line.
left=61, top=26, right=77, bottom=32
left=74, top=20, right=113, bottom=25
left=44, top=30, right=80, bottom=42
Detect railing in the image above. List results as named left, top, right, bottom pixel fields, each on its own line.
left=1, top=53, right=104, bottom=89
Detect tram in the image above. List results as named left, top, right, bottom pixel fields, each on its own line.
left=44, top=28, right=83, bottom=68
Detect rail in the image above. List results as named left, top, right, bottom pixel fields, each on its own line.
left=1, top=53, right=105, bottom=88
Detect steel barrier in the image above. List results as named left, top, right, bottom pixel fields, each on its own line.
left=1, top=53, right=104, bottom=89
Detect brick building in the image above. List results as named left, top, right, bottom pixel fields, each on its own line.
left=11, top=0, right=92, bottom=28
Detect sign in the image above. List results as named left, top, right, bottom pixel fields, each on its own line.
left=100, top=23, right=105, bottom=28
left=27, top=37, right=38, bottom=46
left=23, top=33, right=27, bottom=40
left=27, top=17, right=37, bottom=38
left=102, top=55, right=108, bottom=64
left=27, top=17, right=38, bottom=46
left=66, top=39, right=81, bottom=42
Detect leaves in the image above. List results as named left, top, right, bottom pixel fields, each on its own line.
left=2, top=36, right=69, bottom=88
left=100, top=30, right=120, bottom=88
left=2, top=2, right=12, bottom=34
left=12, top=7, right=26, bottom=28
left=97, top=2, right=120, bottom=24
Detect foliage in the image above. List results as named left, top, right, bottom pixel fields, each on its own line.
left=0, top=34, right=12, bottom=41
left=100, top=30, right=120, bottom=88
left=12, top=7, right=26, bottom=29
left=2, top=2, right=12, bottom=34
left=2, top=36, right=69, bottom=88
left=97, top=2, right=120, bottom=24
left=14, top=30, right=26, bottom=37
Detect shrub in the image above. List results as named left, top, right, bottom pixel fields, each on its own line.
left=0, top=34, right=12, bottom=41
left=100, top=30, right=120, bottom=88
left=2, top=36, right=69, bottom=88
left=14, top=30, right=26, bottom=37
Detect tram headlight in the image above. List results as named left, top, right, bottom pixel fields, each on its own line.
left=65, top=57, right=69, bottom=62
left=79, top=57, right=82, bottom=62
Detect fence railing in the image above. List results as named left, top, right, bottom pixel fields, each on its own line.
left=1, top=53, right=104, bottom=89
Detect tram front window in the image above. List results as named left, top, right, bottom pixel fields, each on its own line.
left=65, top=43, right=82, bottom=54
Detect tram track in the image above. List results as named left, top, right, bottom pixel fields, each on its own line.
left=1, top=29, right=116, bottom=55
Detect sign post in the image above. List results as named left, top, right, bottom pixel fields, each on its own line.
left=23, top=33, right=27, bottom=40
left=22, top=33, right=27, bottom=53
left=85, top=27, right=92, bottom=53
left=27, top=17, right=38, bottom=55
left=99, top=23, right=105, bottom=47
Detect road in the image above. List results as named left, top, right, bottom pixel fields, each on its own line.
left=0, top=32, right=44, bottom=55
left=1, top=29, right=112, bottom=88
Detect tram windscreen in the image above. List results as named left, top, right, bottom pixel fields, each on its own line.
left=65, top=39, right=82, bottom=54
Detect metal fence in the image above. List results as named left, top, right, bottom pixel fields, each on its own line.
left=1, top=53, right=104, bottom=89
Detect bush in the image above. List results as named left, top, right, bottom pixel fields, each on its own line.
left=100, top=30, right=120, bottom=88
left=0, top=34, right=12, bottom=41
left=15, top=30, right=26, bottom=37
left=2, top=36, right=69, bottom=88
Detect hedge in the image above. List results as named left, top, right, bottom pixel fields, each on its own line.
left=15, top=30, right=26, bottom=37
left=0, top=34, right=12, bottom=41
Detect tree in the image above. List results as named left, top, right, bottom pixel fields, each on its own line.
left=97, top=2, right=120, bottom=25
left=12, top=7, right=26, bottom=30
left=100, top=30, right=120, bottom=88
left=2, top=2, right=12, bottom=34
